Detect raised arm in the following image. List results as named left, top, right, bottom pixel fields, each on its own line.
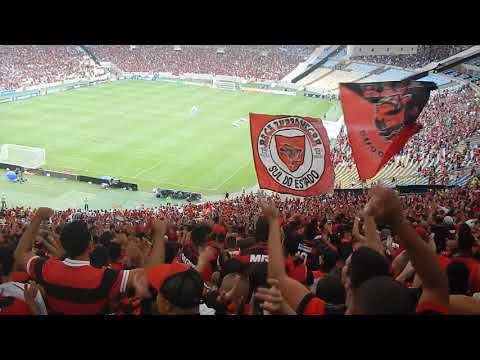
left=352, top=215, right=366, bottom=243
left=364, top=187, right=449, bottom=308
left=14, top=207, right=54, bottom=271
left=144, top=220, right=166, bottom=268
left=261, top=199, right=309, bottom=313
left=362, top=213, right=385, bottom=257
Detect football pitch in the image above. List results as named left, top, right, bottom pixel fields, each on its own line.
left=0, top=80, right=339, bottom=207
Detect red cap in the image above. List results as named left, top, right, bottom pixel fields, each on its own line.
left=146, top=263, right=190, bottom=291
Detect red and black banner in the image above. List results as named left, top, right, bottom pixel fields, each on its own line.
left=250, top=113, right=334, bottom=196
left=339, top=80, right=437, bottom=180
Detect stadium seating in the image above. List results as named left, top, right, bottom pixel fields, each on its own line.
left=344, top=62, right=378, bottom=73
left=308, top=70, right=364, bottom=90
left=87, top=45, right=313, bottom=81
left=351, top=45, right=473, bottom=69
left=0, top=45, right=103, bottom=91
left=332, top=84, right=480, bottom=188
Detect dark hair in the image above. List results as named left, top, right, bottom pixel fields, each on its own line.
left=316, top=275, right=346, bottom=305
left=98, top=231, right=114, bottom=247
left=255, top=216, right=269, bottom=243
left=248, top=262, right=268, bottom=300
left=220, top=258, right=245, bottom=282
left=304, top=221, right=317, bottom=241
left=108, top=242, right=122, bottom=262
left=354, top=276, right=416, bottom=314
left=283, top=233, right=302, bottom=257
left=447, top=261, right=470, bottom=295
left=216, top=233, right=226, bottom=244
left=0, top=246, right=15, bottom=277
left=338, top=243, right=353, bottom=263
left=318, top=247, right=338, bottom=273
left=165, top=241, right=182, bottom=264
left=349, top=247, right=390, bottom=290
left=433, top=227, right=448, bottom=253
left=226, top=235, right=237, bottom=249
left=90, top=245, right=110, bottom=268
left=457, top=223, right=474, bottom=254
left=60, top=220, right=92, bottom=258
left=191, top=224, right=211, bottom=247
left=239, top=237, right=255, bottom=251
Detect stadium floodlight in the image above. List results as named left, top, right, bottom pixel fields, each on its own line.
left=0, top=144, right=46, bottom=169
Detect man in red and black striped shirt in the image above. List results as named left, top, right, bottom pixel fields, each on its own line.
left=14, top=208, right=166, bottom=315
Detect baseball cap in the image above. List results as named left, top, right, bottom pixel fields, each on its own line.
left=146, top=263, right=203, bottom=309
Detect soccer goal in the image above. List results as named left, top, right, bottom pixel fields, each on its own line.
left=214, top=80, right=237, bottom=91
left=0, top=144, right=46, bottom=169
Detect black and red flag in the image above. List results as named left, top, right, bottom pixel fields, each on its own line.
left=249, top=113, right=334, bottom=196
left=339, top=80, right=437, bottom=180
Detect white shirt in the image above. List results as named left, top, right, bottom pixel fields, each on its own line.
left=0, top=282, right=48, bottom=315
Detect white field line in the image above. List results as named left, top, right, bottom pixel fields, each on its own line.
left=214, top=162, right=252, bottom=190
left=132, top=159, right=165, bottom=179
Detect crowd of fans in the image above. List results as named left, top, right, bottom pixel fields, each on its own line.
left=87, top=45, right=314, bottom=80
left=0, top=46, right=101, bottom=92
left=2, top=185, right=480, bottom=315
left=2, top=45, right=480, bottom=315
left=352, top=45, right=473, bottom=69
left=332, top=85, right=480, bottom=182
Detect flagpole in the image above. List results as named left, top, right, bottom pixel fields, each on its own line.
left=401, top=51, right=480, bottom=82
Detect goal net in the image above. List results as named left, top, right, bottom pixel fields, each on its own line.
left=0, top=144, right=46, bottom=169
left=214, top=80, right=237, bottom=91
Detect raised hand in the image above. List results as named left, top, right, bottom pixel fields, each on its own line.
left=35, top=207, right=54, bottom=221
left=23, top=281, right=40, bottom=315
left=216, top=274, right=241, bottom=305
left=259, top=196, right=280, bottom=221
left=153, top=220, right=168, bottom=236
left=42, top=235, right=65, bottom=259
left=255, top=278, right=295, bottom=315
left=364, top=187, right=405, bottom=228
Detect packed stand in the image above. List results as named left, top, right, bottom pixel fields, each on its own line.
left=88, top=45, right=314, bottom=81
left=352, top=45, right=473, bottom=69
left=332, top=85, right=480, bottom=183
left=0, top=45, right=100, bottom=91
left=2, top=185, right=480, bottom=315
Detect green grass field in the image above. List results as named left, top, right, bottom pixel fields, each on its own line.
left=0, top=80, right=338, bottom=208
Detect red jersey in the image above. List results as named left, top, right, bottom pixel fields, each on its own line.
left=236, top=243, right=269, bottom=266
left=27, top=256, right=129, bottom=315
left=284, top=255, right=307, bottom=284
left=416, top=301, right=449, bottom=315
left=0, top=296, right=33, bottom=315
left=11, top=271, right=30, bottom=283
left=297, top=293, right=325, bottom=315
left=109, top=262, right=124, bottom=271
left=212, top=224, right=227, bottom=235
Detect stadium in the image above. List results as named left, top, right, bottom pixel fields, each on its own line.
left=1, top=44, right=480, bottom=315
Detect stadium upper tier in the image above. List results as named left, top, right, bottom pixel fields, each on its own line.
left=87, top=45, right=315, bottom=81
left=0, top=45, right=101, bottom=91
left=351, top=45, right=473, bottom=69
